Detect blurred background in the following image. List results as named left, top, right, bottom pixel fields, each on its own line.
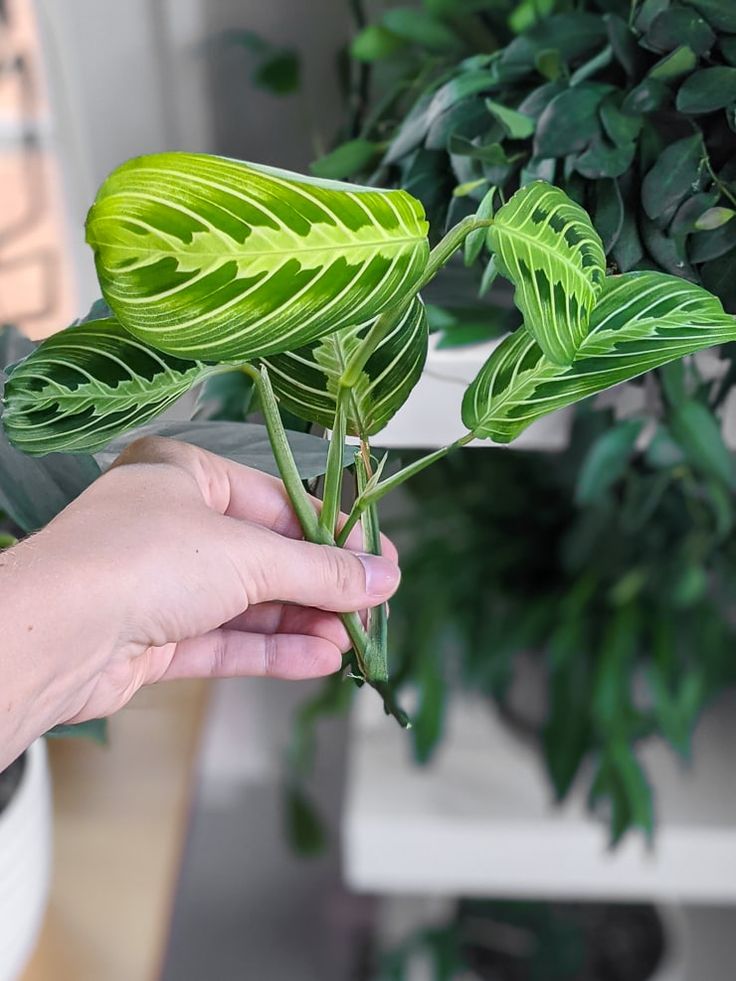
left=2, top=1, right=736, bottom=979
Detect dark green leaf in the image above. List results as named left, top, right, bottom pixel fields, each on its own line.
left=669, top=398, right=736, bottom=488
left=689, top=218, right=736, bottom=261
left=520, top=155, right=556, bottom=185
left=669, top=190, right=721, bottom=234
left=412, top=637, right=447, bottom=764
left=589, top=742, right=654, bottom=844
left=612, top=209, right=644, bottom=272
left=284, top=785, right=326, bottom=856
left=569, top=45, right=614, bottom=86
left=543, top=657, right=592, bottom=799
left=677, top=66, right=736, bottom=114
left=576, top=419, right=644, bottom=505
left=604, top=13, right=641, bottom=76
left=721, top=36, right=736, bottom=66
left=196, top=370, right=255, bottom=422
left=382, top=8, right=461, bottom=52
left=635, top=0, right=671, bottom=33
left=351, top=24, right=405, bottom=62
left=641, top=215, right=696, bottom=277
left=386, top=73, right=497, bottom=163
left=640, top=134, right=703, bottom=222
left=621, top=76, right=669, bottom=113
left=681, top=0, right=736, bottom=33
left=253, top=50, right=300, bottom=95
left=448, top=134, right=507, bottom=165
left=46, top=719, right=108, bottom=744
left=645, top=8, right=715, bottom=55
left=576, top=137, right=636, bottom=179
left=594, top=178, right=624, bottom=253
left=501, top=14, right=607, bottom=77
left=484, top=98, right=535, bottom=139
left=434, top=304, right=517, bottom=348
left=599, top=95, right=643, bottom=147
left=425, top=98, right=491, bottom=152
left=536, top=83, right=613, bottom=158
left=518, top=81, right=566, bottom=119
left=536, top=49, right=563, bottom=81
left=311, top=139, right=382, bottom=180
left=701, top=250, right=736, bottom=311
left=648, top=45, right=698, bottom=82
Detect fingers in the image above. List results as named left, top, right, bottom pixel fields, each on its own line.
left=226, top=519, right=401, bottom=612
left=161, top=629, right=343, bottom=681
left=114, top=436, right=398, bottom=560
left=224, top=603, right=351, bottom=651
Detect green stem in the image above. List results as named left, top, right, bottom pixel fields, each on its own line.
left=336, top=431, right=476, bottom=547
left=242, top=364, right=369, bottom=668
left=357, top=450, right=389, bottom=683
left=319, top=386, right=348, bottom=538
left=338, top=216, right=494, bottom=389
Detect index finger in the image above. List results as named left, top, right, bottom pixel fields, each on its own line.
left=114, top=436, right=399, bottom=561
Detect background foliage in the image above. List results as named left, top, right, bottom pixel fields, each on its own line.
left=286, top=0, right=736, bottom=845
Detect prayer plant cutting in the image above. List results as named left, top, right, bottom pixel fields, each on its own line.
left=3, top=151, right=736, bottom=722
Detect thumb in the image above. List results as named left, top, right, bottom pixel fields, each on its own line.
left=230, top=522, right=401, bottom=612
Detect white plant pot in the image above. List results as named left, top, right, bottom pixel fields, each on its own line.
left=0, top=741, right=52, bottom=981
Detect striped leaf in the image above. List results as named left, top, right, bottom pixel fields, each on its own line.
left=262, top=297, right=428, bottom=437
left=3, top=317, right=221, bottom=455
left=85, top=153, right=429, bottom=362
left=463, top=272, right=736, bottom=442
left=488, top=181, right=606, bottom=366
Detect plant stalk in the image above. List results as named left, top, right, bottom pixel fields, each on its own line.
left=336, top=430, right=476, bottom=546
left=319, top=385, right=349, bottom=538
left=241, top=364, right=369, bottom=670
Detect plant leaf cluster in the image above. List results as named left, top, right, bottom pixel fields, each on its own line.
left=329, top=0, right=736, bottom=314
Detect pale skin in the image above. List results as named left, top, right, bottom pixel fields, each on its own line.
left=0, top=437, right=401, bottom=772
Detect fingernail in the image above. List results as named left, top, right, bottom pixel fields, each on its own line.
left=356, top=553, right=401, bottom=599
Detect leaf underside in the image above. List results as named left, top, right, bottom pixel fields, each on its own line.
left=463, top=272, right=736, bottom=442
left=3, top=317, right=219, bottom=455
left=85, top=153, right=430, bottom=362
left=488, top=180, right=606, bottom=365
left=262, top=297, right=428, bottom=437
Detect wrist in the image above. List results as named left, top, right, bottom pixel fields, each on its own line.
left=0, top=529, right=120, bottom=768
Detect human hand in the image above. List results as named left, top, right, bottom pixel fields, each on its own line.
left=1, top=438, right=400, bottom=766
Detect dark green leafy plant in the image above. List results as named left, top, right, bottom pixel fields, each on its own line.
left=1, top=149, right=734, bottom=833
left=273, top=0, right=736, bottom=846
left=376, top=897, right=665, bottom=980
left=326, top=0, right=736, bottom=315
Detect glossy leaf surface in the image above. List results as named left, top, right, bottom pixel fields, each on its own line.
left=86, top=153, right=429, bottom=362
left=463, top=272, right=736, bottom=441
left=487, top=181, right=606, bottom=365
left=3, top=317, right=220, bottom=455
left=263, top=297, right=428, bottom=437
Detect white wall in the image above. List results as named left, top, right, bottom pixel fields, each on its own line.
left=34, top=0, right=351, bottom=311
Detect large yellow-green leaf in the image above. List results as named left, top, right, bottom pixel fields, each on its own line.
left=463, top=272, right=736, bottom=442
left=85, top=153, right=430, bottom=363
left=3, top=317, right=220, bottom=454
left=488, top=181, right=606, bottom=365
left=262, top=297, right=428, bottom=437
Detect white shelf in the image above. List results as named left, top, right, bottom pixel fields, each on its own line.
left=371, top=335, right=572, bottom=452
left=343, top=691, right=736, bottom=903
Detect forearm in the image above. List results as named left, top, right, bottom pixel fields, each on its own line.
left=0, top=529, right=118, bottom=771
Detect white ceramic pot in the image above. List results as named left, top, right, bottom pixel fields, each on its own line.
left=0, top=741, right=52, bottom=981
